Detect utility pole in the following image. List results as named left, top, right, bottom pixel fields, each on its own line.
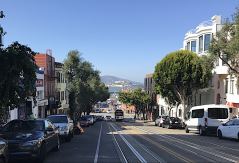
left=0, top=11, right=6, bottom=47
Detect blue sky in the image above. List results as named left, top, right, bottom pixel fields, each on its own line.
left=1, top=0, right=238, bottom=82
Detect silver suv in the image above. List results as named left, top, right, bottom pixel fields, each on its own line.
left=47, top=115, right=74, bottom=142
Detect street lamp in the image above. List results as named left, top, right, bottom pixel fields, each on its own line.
left=0, top=11, right=5, bottom=47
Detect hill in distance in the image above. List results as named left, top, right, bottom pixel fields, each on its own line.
left=100, top=75, right=143, bottom=93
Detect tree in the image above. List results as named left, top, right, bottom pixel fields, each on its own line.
left=0, top=42, right=37, bottom=118
left=209, top=7, right=239, bottom=74
left=119, top=88, right=150, bottom=120
left=153, top=50, right=212, bottom=120
left=64, top=50, right=109, bottom=119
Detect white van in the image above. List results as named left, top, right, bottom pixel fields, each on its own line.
left=185, top=104, right=230, bottom=136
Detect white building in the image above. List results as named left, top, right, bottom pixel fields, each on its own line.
left=157, top=15, right=238, bottom=119
left=55, top=62, right=69, bottom=114
left=9, top=68, right=48, bottom=121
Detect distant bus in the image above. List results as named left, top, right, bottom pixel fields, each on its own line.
left=115, top=109, right=124, bottom=121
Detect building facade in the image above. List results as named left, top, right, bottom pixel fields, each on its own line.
left=35, top=50, right=56, bottom=116
left=156, top=15, right=238, bottom=120
left=55, top=62, right=69, bottom=114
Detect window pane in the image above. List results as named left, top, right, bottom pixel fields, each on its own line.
left=204, top=34, right=211, bottom=51
left=191, top=41, right=196, bottom=52
left=191, top=109, right=204, bottom=118
left=199, top=36, right=203, bottom=52
left=208, top=108, right=228, bottom=119
left=225, top=79, right=228, bottom=93
left=230, top=80, right=234, bottom=94
left=233, top=120, right=239, bottom=125
left=187, top=42, right=190, bottom=50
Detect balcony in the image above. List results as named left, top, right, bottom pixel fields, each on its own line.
left=215, top=65, right=229, bottom=79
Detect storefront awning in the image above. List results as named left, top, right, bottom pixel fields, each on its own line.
left=226, top=102, right=239, bottom=108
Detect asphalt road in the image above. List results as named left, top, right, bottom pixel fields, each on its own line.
left=44, top=119, right=239, bottom=163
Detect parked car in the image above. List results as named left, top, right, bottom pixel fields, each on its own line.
left=0, top=138, right=8, bottom=163
left=217, top=118, right=239, bottom=140
left=162, top=117, right=183, bottom=129
left=85, top=115, right=94, bottom=125
left=0, top=119, right=60, bottom=163
left=47, top=115, right=74, bottom=142
left=79, top=116, right=89, bottom=127
left=155, top=116, right=168, bottom=127
left=185, top=105, right=230, bottom=136
left=105, top=116, right=112, bottom=121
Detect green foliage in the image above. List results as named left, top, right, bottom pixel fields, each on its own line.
left=119, top=88, right=150, bottom=115
left=209, top=7, right=239, bottom=74
left=0, top=42, right=37, bottom=109
left=153, top=50, right=212, bottom=112
left=64, top=50, right=109, bottom=119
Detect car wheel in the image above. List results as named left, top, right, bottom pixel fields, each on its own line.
left=37, top=143, right=46, bottom=163
left=218, top=130, right=223, bottom=139
left=185, top=126, right=189, bottom=133
left=53, top=136, right=60, bottom=151
left=155, top=122, right=157, bottom=126
left=71, top=131, right=74, bottom=138
left=65, top=134, right=72, bottom=142
left=199, top=127, right=205, bottom=136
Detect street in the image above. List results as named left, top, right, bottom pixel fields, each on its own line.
left=44, top=120, right=239, bottom=163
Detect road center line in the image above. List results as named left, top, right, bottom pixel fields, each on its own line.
left=94, top=123, right=102, bottom=163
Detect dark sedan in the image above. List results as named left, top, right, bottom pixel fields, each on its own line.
left=0, top=119, right=60, bottom=163
left=0, top=138, right=8, bottom=163
left=162, top=117, right=183, bottom=129
left=79, top=116, right=89, bottom=127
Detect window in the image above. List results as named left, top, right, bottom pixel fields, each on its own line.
left=225, top=120, right=234, bottom=126
left=233, top=119, right=239, bottom=125
left=199, top=94, right=202, bottom=105
left=56, top=91, right=60, bottom=101
left=204, top=34, right=211, bottom=51
left=199, top=35, right=203, bottom=52
left=230, top=79, right=234, bottom=94
left=222, top=54, right=228, bottom=66
left=187, top=42, right=190, bottom=50
left=191, top=41, right=196, bottom=52
left=57, top=72, right=60, bottom=83
left=37, top=90, right=43, bottom=99
left=178, top=109, right=182, bottom=117
left=225, top=79, right=228, bottom=93
left=191, top=109, right=204, bottom=118
left=208, top=108, right=228, bottom=119
left=61, top=91, right=65, bottom=101
left=217, top=80, right=220, bottom=89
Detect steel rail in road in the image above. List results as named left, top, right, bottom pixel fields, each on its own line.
left=132, top=124, right=239, bottom=163
left=107, top=123, right=128, bottom=163
left=109, top=123, right=147, bottom=163
left=113, top=122, right=167, bottom=163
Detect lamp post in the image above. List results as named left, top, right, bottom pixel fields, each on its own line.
left=0, top=11, right=6, bottom=47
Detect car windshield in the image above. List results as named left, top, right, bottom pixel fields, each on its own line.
left=48, top=116, right=68, bottom=123
left=4, top=120, right=44, bottom=132
left=81, top=117, right=87, bottom=121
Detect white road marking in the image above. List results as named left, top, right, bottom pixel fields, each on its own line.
left=110, top=123, right=147, bottom=163
left=94, top=123, right=102, bottom=163
left=108, top=124, right=128, bottom=163
left=135, top=125, right=239, bottom=163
